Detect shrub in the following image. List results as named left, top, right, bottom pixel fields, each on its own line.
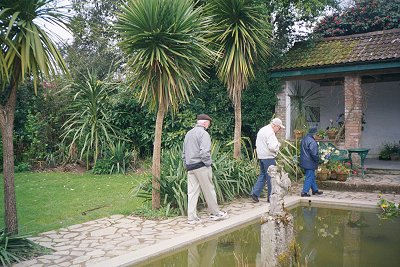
left=92, top=159, right=114, bottom=174
left=314, top=0, right=400, bottom=37
left=14, top=163, right=32, bottom=173
left=276, top=140, right=303, bottom=182
left=92, top=141, right=138, bottom=174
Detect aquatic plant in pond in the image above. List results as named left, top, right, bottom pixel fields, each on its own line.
left=377, top=195, right=400, bottom=219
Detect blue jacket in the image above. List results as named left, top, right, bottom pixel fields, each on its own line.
left=299, top=134, right=319, bottom=170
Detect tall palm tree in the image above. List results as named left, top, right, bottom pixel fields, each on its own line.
left=116, top=0, right=214, bottom=209
left=0, top=0, right=69, bottom=234
left=206, top=0, right=272, bottom=159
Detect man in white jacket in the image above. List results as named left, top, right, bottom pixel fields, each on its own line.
left=250, top=118, right=285, bottom=203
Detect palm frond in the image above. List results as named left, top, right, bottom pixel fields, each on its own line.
left=206, top=0, right=272, bottom=103
left=115, top=0, right=214, bottom=112
left=1, top=0, right=70, bottom=92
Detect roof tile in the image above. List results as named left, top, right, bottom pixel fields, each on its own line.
left=272, top=29, right=400, bottom=71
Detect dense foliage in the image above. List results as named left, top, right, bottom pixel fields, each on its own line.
left=65, top=0, right=124, bottom=79
left=315, top=0, right=400, bottom=37
left=12, top=63, right=279, bottom=169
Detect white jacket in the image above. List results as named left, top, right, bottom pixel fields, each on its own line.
left=256, top=124, right=280, bottom=159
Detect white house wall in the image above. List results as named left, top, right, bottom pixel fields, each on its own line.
left=319, top=84, right=345, bottom=130
left=361, top=81, right=400, bottom=157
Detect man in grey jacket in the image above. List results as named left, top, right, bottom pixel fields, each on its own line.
left=183, top=114, right=227, bottom=224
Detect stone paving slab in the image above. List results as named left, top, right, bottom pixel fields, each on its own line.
left=13, top=179, right=400, bottom=267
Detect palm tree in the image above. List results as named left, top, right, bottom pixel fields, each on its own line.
left=116, top=0, right=214, bottom=209
left=206, top=0, right=272, bottom=159
left=61, top=70, right=119, bottom=169
left=0, top=0, right=69, bottom=234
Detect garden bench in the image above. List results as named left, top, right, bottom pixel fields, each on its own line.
left=318, top=141, right=349, bottom=162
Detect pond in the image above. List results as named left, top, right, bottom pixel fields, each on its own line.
left=137, top=205, right=400, bottom=267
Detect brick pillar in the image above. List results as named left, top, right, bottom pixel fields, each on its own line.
left=275, top=82, right=287, bottom=140
left=344, top=75, right=362, bottom=148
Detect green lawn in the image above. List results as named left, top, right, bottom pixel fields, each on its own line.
left=0, top=171, right=149, bottom=236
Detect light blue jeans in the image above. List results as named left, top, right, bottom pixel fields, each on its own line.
left=251, top=158, right=276, bottom=200
left=302, top=169, right=318, bottom=194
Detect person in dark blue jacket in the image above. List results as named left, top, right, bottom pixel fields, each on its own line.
left=299, top=127, right=323, bottom=197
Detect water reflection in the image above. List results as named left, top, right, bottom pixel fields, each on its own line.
left=301, top=206, right=317, bottom=265
left=293, top=207, right=399, bottom=267
left=138, top=207, right=400, bottom=267
left=187, top=239, right=217, bottom=267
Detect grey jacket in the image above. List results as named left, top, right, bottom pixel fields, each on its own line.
left=182, top=125, right=212, bottom=170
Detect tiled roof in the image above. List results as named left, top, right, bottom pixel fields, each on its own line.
left=271, top=28, right=400, bottom=71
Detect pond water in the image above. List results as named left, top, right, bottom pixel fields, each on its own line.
left=137, top=206, right=400, bottom=267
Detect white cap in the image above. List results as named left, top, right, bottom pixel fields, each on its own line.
left=271, top=118, right=285, bottom=129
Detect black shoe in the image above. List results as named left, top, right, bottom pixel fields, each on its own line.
left=250, top=194, right=259, bottom=203
left=312, top=191, right=323, bottom=195
left=301, top=192, right=311, bottom=197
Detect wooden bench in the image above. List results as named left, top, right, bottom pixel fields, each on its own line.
left=318, top=142, right=349, bottom=162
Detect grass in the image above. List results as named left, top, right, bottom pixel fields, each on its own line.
left=0, top=171, right=150, bottom=236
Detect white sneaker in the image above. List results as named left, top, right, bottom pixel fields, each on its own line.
left=187, top=217, right=201, bottom=225
left=209, top=211, right=228, bottom=221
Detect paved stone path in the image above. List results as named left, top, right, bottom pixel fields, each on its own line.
left=14, top=176, right=400, bottom=267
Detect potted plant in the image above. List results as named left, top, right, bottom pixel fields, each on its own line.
left=317, top=164, right=330, bottom=181
left=379, top=142, right=400, bottom=160
left=289, top=81, right=320, bottom=140
left=389, top=143, right=400, bottom=161
left=326, top=127, right=338, bottom=140
left=329, top=161, right=350, bottom=181
left=315, top=129, right=326, bottom=140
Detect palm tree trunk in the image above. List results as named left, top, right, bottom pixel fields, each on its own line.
left=233, top=91, right=242, bottom=159
left=151, top=104, right=165, bottom=209
left=0, top=78, right=19, bottom=234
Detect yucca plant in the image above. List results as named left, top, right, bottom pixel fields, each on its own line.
left=108, top=141, right=137, bottom=174
left=132, top=142, right=258, bottom=216
left=0, top=228, right=48, bottom=266
left=276, top=140, right=304, bottom=182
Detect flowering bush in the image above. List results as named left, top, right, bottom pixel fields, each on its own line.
left=319, top=146, right=341, bottom=165
left=317, top=164, right=330, bottom=173
left=314, top=0, right=400, bottom=37
left=329, top=161, right=351, bottom=174
left=377, top=195, right=400, bottom=219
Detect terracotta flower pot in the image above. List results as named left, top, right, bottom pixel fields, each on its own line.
left=326, top=130, right=337, bottom=140
left=336, top=173, right=348, bottom=182
left=317, top=171, right=330, bottom=181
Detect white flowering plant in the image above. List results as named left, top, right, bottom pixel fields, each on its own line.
left=319, top=147, right=335, bottom=164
